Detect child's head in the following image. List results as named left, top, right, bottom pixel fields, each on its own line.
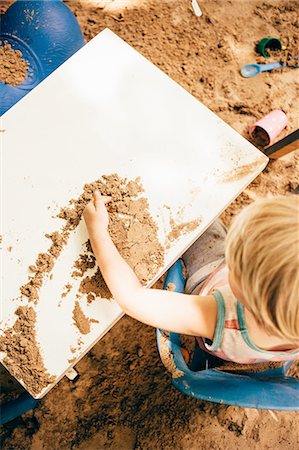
left=225, top=195, right=299, bottom=344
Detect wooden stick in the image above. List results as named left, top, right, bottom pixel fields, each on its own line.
left=264, top=129, right=299, bottom=159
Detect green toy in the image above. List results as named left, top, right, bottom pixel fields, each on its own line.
left=256, top=37, right=282, bottom=58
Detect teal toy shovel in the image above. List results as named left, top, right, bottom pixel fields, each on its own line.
left=241, top=57, right=298, bottom=77
left=241, top=61, right=285, bottom=77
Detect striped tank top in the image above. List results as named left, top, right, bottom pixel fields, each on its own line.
left=197, top=263, right=299, bottom=364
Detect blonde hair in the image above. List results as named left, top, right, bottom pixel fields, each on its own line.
left=225, top=195, right=299, bottom=344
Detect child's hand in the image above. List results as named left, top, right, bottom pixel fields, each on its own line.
left=83, top=191, right=111, bottom=235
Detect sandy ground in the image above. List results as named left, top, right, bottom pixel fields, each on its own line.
left=1, top=0, right=299, bottom=449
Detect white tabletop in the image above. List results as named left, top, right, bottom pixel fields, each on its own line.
left=0, top=29, right=267, bottom=398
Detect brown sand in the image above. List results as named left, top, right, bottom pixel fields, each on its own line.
left=72, top=301, right=99, bottom=335
left=68, top=174, right=167, bottom=302
left=0, top=41, right=29, bottom=86
left=165, top=282, right=176, bottom=292
left=252, top=126, right=271, bottom=147
left=3, top=173, right=166, bottom=391
left=220, top=159, right=266, bottom=183
left=20, top=173, right=166, bottom=306
left=158, top=331, right=184, bottom=379
left=60, top=174, right=165, bottom=288
left=0, top=307, right=54, bottom=396
left=72, top=243, right=96, bottom=278
left=167, top=217, right=201, bottom=243
left=21, top=231, right=68, bottom=304
left=72, top=302, right=91, bottom=335
left=1, top=0, right=299, bottom=449
left=2, top=173, right=165, bottom=394
left=61, top=283, right=73, bottom=298
left=221, top=155, right=299, bottom=227
left=216, top=360, right=284, bottom=374
left=78, top=268, right=111, bottom=302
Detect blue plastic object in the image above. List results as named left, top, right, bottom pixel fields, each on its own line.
left=163, top=259, right=186, bottom=293
left=0, top=392, right=39, bottom=425
left=157, top=261, right=299, bottom=410
left=241, top=61, right=285, bottom=77
left=0, top=0, right=85, bottom=116
left=241, top=61, right=287, bottom=78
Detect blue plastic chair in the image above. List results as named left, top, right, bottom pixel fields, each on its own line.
left=0, top=0, right=85, bottom=116
left=0, top=392, right=39, bottom=425
left=157, top=260, right=299, bottom=410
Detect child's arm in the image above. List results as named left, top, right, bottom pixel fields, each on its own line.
left=83, top=192, right=217, bottom=339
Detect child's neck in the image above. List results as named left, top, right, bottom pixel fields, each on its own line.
left=244, top=308, right=298, bottom=352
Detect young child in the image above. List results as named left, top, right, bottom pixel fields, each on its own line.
left=83, top=193, right=299, bottom=364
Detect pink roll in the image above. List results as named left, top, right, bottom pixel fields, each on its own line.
left=249, top=110, right=288, bottom=147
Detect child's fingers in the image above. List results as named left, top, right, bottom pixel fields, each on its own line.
left=83, top=199, right=96, bottom=217
left=93, top=191, right=100, bottom=206
left=93, top=191, right=112, bottom=206
left=103, top=196, right=112, bottom=204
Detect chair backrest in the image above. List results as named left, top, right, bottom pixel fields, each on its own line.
left=157, top=329, right=299, bottom=410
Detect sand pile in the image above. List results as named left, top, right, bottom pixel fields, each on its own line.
left=1, top=173, right=167, bottom=394
left=0, top=41, right=29, bottom=86
left=66, top=174, right=165, bottom=307
left=72, top=302, right=99, bottom=335
left=0, top=307, right=54, bottom=396
left=20, top=174, right=165, bottom=307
